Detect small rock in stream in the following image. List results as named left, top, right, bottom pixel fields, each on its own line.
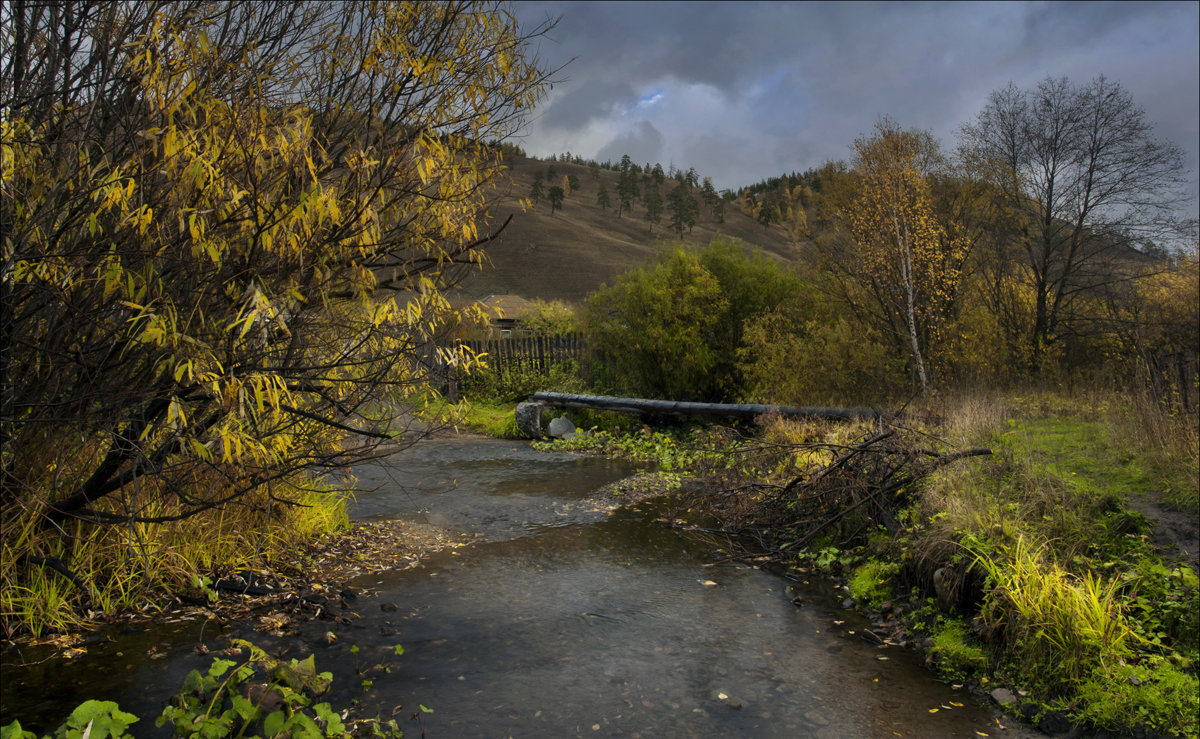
left=716, top=692, right=743, bottom=709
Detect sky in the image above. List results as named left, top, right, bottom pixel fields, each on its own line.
left=512, top=1, right=1199, bottom=209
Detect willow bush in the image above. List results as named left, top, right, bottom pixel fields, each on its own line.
left=1, top=0, right=553, bottom=635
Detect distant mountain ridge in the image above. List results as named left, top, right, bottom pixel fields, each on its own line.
left=458, top=153, right=802, bottom=304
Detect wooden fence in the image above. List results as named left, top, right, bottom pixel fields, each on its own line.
left=456, top=333, right=586, bottom=376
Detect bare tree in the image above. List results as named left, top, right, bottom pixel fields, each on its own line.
left=959, top=76, right=1192, bottom=371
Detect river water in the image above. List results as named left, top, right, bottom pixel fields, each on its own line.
left=1, top=437, right=1030, bottom=737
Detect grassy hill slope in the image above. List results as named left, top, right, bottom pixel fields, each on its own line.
left=458, top=154, right=801, bottom=303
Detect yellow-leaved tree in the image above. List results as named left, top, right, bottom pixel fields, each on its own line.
left=848, top=120, right=968, bottom=393
left=1, top=0, right=552, bottom=634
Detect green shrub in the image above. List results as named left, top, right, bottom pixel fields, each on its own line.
left=457, top=359, right=583, bottom=404
left=738, top=306, right=905, bottom=406
left=521, top=299, right=579, bottom=336
left=584, top=247, right=727, bottom=400
left=582, top=238, right=808, bottom=402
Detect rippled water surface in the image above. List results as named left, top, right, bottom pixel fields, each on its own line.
left=2, top=437, right=1031, bottom=737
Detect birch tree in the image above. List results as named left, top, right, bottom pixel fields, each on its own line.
left=848, top=121, right=967, bottom=393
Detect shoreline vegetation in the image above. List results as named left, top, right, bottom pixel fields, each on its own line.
left=519, top=388, right=1199, bottom=738
left=3, top=389, right=1196, bottom=738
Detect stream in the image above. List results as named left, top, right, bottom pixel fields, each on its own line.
left=1, top=437, right=1032, bottom=737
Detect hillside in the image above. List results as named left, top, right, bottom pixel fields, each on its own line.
left=457, top=154, right=802, bottom=304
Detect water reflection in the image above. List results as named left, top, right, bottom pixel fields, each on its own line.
left=338, top=510, right=1012, bottom=738
left=348, top=438, right=639, bottom=540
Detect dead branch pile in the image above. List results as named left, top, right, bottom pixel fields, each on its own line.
left=682, top=427, right=990, bottom=559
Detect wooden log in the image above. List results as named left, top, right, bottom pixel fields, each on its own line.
left=528, top=392, right=892, bottom=422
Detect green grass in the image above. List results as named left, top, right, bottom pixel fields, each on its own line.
left=879, top=390, right=1199, bottom=736
left=2, top=477, right=350, bottom=638
left=454, top=400, right=522, bottom=438
left=1000, top=417, right=1160, bottom=502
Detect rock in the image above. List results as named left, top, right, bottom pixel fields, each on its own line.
left=515, top=402, right=547, bottom=438
left=716, top=692, right=743, bottom=709
left=380, top=601, right=399, bottom=612
left=547, top=415, right=576, bottom=438
left=1037, top=710, right=1071, bottom=734
left=933, top=565, right=955, bottom=610
left=989, top=687, right=1017, bottom=705
left=841, top=598, right=855, bottom=609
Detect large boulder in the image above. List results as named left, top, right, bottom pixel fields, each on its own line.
left=515, top=402, right=548, bottom=438
left=547, top=415, right=577, bottom=439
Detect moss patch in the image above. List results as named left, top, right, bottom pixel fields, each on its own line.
left=848, top=559, right=898, bottom=608
left=929, top=619, right=989, bottom=681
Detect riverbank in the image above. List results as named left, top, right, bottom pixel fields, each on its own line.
left=531, top=391, right=1199, bottom=738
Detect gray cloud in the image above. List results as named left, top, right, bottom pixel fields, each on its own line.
left=540, top=79, right=636, bottom=130
left=595, top=120, right=666, bottom=165
left=514, top=1, right=1199, bottom=208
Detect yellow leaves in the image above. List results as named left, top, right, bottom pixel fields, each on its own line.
left=166, top=397, right=188, bottom=429
left=7, top=1, right=551, bottom=512
left=125, top=204, right=154, bottom=235
left=173, top=359, right=195, bottom=385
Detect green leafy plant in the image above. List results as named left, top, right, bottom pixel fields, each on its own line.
left=2, top=639, right=407, bottom=739
left=2, top=700, right=139, bottom=739
left=535, top=426, right=735, bottom=474
left=155, top=639, right=348, bottom=738
left=1074, top=657, right=1199, bottom=736
left=457, top=359, right=583, bottom=405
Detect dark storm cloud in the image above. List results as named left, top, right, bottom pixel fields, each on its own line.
left=514, top=1, right=1199, bottom=209
left=595, top=120, right=666, bottom=165
left=540, top=79, right=637, bottom=130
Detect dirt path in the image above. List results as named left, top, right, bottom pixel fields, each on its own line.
left=1126, top=497, right=1199, bottom=570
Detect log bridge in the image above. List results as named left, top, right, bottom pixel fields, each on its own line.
left=516, top=392, right=894, bottom=438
